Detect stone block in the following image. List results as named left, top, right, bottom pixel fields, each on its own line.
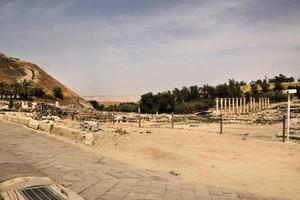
left=84, top=132, right=96, bottom=146
left=28, top=119, right=40, bottom=130
left=12, top=116, right=30, bottom=126
left=39, top=122, right=54, bottom=133
left=52, top=125, right=82, bottom=140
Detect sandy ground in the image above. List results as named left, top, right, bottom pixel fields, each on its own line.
left=85, top=121, right=300, bottom=200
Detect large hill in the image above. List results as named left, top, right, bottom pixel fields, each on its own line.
left=0, top=52, right=89, bottom=108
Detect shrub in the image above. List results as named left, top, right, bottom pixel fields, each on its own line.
left=118, top=102, right=138, bottom=112
left=89, top=100, right=104, bottom=111
left=52, top=87, right=63, bottom=99
left=31, top=87, right=45, bottom=98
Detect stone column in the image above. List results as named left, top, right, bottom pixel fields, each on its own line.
left=253, top=98, right=256, bottom=112
left=232, top=98, right=235, bottom=114
left=239, top=97, right=242, bottom=114
left=224, top=98, right=227, bottom=114
left=216, top=98, right=219, bottom=115
left=220, top=98, right=223, bottom=114
left=259, top=98, right=262, bottom=111
left=264, top=98, right=267, bottom=109
left=243, top=98, right=246, bottom=113
left=249, top=97, right=253, bottom=112
left=267, top=98, right=270, bottom=108
left=236, top=97, right=239, bottom=114
left=228, top=98, right=231, bottom=115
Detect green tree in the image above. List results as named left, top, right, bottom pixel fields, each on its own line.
left=172, top=88, right=183, bottom=104
left=261, top=78, right=269, bottom=94
left=89, top=100, right=104, bottom=111
left=20, top=79, right=31, bottom=100
left=12, top=81, right=21, bottom=98
left=156, top=91, right=175, bottom=113
left=139, top=92, right=158, bottom=113
left=180, top=86, right=190, bottom=102
left=0, top=81, right=7, bottom=98
left=250, top=81, right=259, bottom=97
left=269, top=74, right=295, bottom=83
left=228, top=79, right=241, bottom=97
left=189, top=85, right=200, bottom=100
left=201, top=84, right=216, bottom=98
left=274, top=81, right=283, bottom=91
left=215, top=83, right=229, bottom=98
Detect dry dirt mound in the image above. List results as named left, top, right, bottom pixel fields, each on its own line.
left=0, top=52, right=89, bottom=107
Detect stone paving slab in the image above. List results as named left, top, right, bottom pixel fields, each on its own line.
left=0, top=121, right=287, bottom=200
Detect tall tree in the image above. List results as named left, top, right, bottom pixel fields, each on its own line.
left=172, top=88, right=183, bottom=104
left=228, top=79, right=241, bottom=97
left=202, top=84, right=216, bottom=98
left=250, top=81, right=259, bottom=97
left=189, top=85, right=199, bottom=100
left=0, top=81, right=6, bottom=98
left=180, top=86, right=190, bottom=102
left=20, top=79, right=31, bottom=100
left=139, top=92, right=158, bottom=113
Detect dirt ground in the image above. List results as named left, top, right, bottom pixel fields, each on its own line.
left=87, top=120, right=300, bottom=200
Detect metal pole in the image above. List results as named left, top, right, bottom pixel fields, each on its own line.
left=283, top=115, right=286, bottom=143
left=287, top=93, right=290, bottom=142
left=220, top=114, right=223, bottom=134
left=171, top=112, right=174, bottom=129
left=138, top=107, right=141, bottom=127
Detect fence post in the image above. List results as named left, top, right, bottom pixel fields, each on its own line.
left=220, top=114, right=223, bottom=134
left=283, top=115, right=286, bottom=143
left=171, top=112, right=174, bottom=129
left=138, top=107, right=141, bottom=127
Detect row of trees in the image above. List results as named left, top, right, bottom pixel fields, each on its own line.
left=90, top=74, right=299, bottom=114
left=0, top=79, right=64, bottom=100
left=139, top=74, right=299, bottom=114
left=89, top=101, right=138, bottom=113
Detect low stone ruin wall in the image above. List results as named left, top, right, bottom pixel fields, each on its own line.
left=0, top=114, right=96, bottom=146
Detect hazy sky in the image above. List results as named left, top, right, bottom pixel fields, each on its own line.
left=0, top=0, right=299, bottom=96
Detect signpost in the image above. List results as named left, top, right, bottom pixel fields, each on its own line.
left=282, top=89, right=297, bottom=142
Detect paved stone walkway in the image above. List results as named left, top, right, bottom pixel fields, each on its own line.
left=0, top=121, right=286, bottom=200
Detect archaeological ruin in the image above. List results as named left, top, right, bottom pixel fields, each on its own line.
left=215, top=97, right=270, bottom=115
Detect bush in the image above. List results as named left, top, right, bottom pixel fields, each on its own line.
left=89, top=100, right=104, bottom=111
left=31, top=87, right=45, bottom=98
left=118, top=102, right=138, bottom=112
left=174, top=100, right=212, bottom=114
left=105, top=104, right=118, bottom=111
left=52, top=87, right=63, bottom=99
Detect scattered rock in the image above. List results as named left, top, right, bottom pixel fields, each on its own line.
left=80, top=121, right=100, bottom=132
left=169, top=171, right=180, bottom=176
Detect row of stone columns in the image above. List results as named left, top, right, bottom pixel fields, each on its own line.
left=215, top=97, right=270, bottom=115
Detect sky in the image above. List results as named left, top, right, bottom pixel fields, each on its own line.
left=0, top=0, right=300, bottom=96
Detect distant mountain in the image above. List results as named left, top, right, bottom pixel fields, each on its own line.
left=84, top=94, right=141, bottom=103
left=0, top=52, right=89, bottom=108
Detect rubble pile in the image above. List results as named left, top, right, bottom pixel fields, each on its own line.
left=80, top=121, right=101, bottom=132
